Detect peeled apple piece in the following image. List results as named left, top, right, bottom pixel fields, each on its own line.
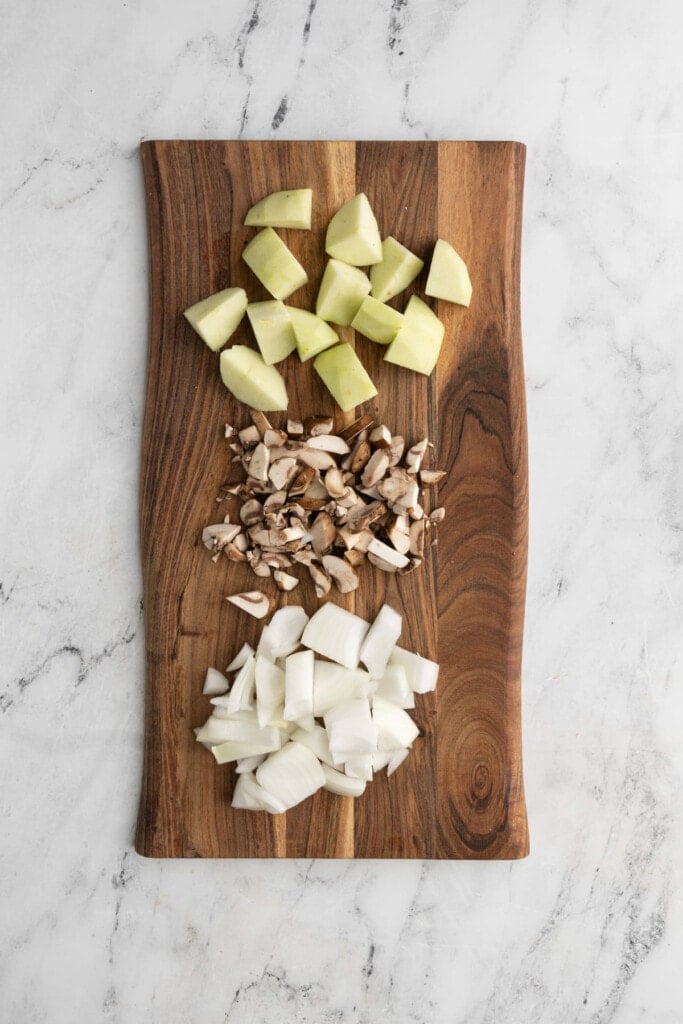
left=246, top=300, right=297, bottom=365
left=384, top=295, right=445, bottom=377
left=219, top=346, right=288, bottom=411
left=369, top=236, right=424, bottom=302
left=425, top=238, right=472, bottom=306
left=184, top=287, right=248, bottom=352
left=301, top=602, right=370, bottom=670
left=242, top=227, right=308, bottom=300
left=256, top=741, right=326, bottom=810
left=313, top=344, right=378, bottom=412
left=389, top=646, right=440, bottom=694
left=203, top=667, right=229, bottom=696
left=287, top=307, right=339, bottom=362
left=316, top=259, right=371, bottom=326
left=351, top=295, right=404, bottom=345
left=325, top=193, right=383, bottom=266
left=372, top=695, right=419, bottom=750
left=323, top=763, right=366, bottom=796
left=284, top=649, right=315, bottom=731
left=244, top=189, right=313, bottom=230
left=359, top=603, right=402, bottom=680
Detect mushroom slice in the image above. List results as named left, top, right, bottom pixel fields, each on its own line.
left=306, top=434, right=350, bottom=455
left=248, top=442, right=270, bottom=482
left=232, top=532, right=249, bottom=553
left=399, top=557, right=423, bottom=575
left=262, top=552, right=293, bottom=569
left=298, top=498, right=329, bottom=511
left=367, top=538, right=410, bottom=570
left=288, top=465, right=316, bottom=498
left=344, top=548, right=367, bottom=567
left=367, top=552, right=399, bottom=573
left=369, top=424, right=392, bottom=448
left=249, top=409, right=272, bottom=435
left=388, top=435, right=405, bottom=467
left=268, top=456, right=298, bottom=491
left=322, top=555, right=360, bottom=593
left=386, top=514, right=411, bottom=555
left=224, top=542, right=248, bottom=562
left=351, top=528, right=375, bottom=553
left=304, top=415, right=334, bottom=436
left=409, top=519, right=426, bottom=557
left=287, top=418, right=304, bottom=436
left=339, top=414, right=374, bottom=442
left=429, top=507, right=445, bottom=524
left=226, top=591, right=271, bottom=619
left=240, top=499, right=264, bottom=526
left=408, top=504, right=425, bottom=521
left=292, top=549, right=319, bottom=567
left=336, top=487, right=359, bottom=509
left=263, top=491, right=288, bottom=515
left=249, top=557, right=272, bottom=578
left=420, top=469, right=446, bottom=487
left=348, top=439, right=372, bottom=474
left=344, top=500, right=386, bottom=531
left=273, top=570, right=299, bottom=591
left=309, top=563, right=332, bottom=598
left=405, top=438, right=429, bottom=474
left=297, top=449, right=337, bottom=471
left=304, top=476, right=329, bottom=500
left=310, top=511, right=336, bottom=555
left=263, top=428, right=288, bottom=447
left=361, top=449, right=390, bottom=488
left=324, top=467, right=346, bottom=498
left=201, top=523, right=242, bottom=551
left=239, top=425, right=261, bottom=447
left=224, top=424, right=236, bottom=439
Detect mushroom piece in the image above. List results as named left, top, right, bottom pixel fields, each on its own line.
left=226, top=591, right=271, bottom=619
left=248, top=442, right=270, bottom=482
left=344, top=499, right=387, bottom=531
left=322, top=555, right=360, bottom=593
left=350, top=528, right=375, bottom=553
left=286, top=418, right=303, bottom=435
left=420, top=469, right=446, bottom=487
left=408, top=504, right=425, bottom=521
left=309, top=511, right=336, bottom=556
left=388, top=436, right=405, bottom=467
left=306, top=434, right=351, bottom=455
left=405, top=438, right=428, bottom=474
left=268, top=457, right=298, bottom=491
left=224, top=424, right=235, bottom=439
left=409, top=519, right=426, bottom=557
left=291, top=549, right=319, bottom=567
left=324, top=467, right=346, bottom=498
left=399, top=557, right=422, bottom=575
left=339, top=414, right=374, bottom=442
left=367, top=551, right=399, bottom=573
left=376, top=467, right=412, bottom=503
left=361, top=449, right=390, bottom=488
left=304, top=415, right=334, bottom=436
left=369, top=424, right=392, bottom=448
left=288, top=466, right=316, bottom=498
left=336, top=486, right=360, bottom=509
left=238, top=425, right=261, bottom=447
left=273, top=570, right=299, bottom=591
left=263, top=428, right=288, bottom=447
left=367, top=538, right=410, bottom=569
left=249, top=409, right=272, bottom=436
left=297, top=449, right=337, bottom=471
left=344, top=548, right=367, bottom=567
left=201, top=523, right=242, bottom=551
left=263, top=491, right=288, bottom=515
left=308, top=562, right=332, bottom=598
left=262, top=552, right=293, bottom=569
left=303, top=476, right=329, bottom=500
left=429, top=507, right=445, bottom=524
left=232, top=532, right=249, bottom=553
left=386, top=514, right=411, bottom=555
left=240, top=499, right=263, bottom=526
left=348, top=439, right=372, bottom=474
left=224, top=542, right=248, bottom=562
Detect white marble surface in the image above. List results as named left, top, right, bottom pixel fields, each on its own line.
left=2, top=0, right=682, bottom=1020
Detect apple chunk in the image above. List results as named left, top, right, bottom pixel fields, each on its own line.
left=325, top=193, right=382, bottom=266
left=316, top=259, right=371, bottom=326
left=242, top=228, right=308, bottom=300
left=246, top=300, right=297, bottom=364
left=384, top=295, right=444, bottom=376
left=219, top=345, right=288, bottom=410
left=370, top=237, right=424, bottom=303
left=184, top=287, right=247, bottom=352
left=244, top=189, right=313, bottom=230
left=314, top=344, right=377, bottom=412
left=425, top=239, right=472, bottom=306
left=287, top=307, right=339, bottom=362
left=351, top=296, right=404, bottom=345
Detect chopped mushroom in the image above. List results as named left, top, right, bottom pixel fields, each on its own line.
left=309, top=562, right=331, bottom=598
left=248, top=443, right=270, bottom=482
left=226, top=591, right=271, bottom=618
left=305, top=415, right=334, bottom=436
left=409, top=519, right=426, bottom=557
left=388, top=436, right=405, bottom=467
left=273, top=570, right=299, bottom=591
left=324, top=467, right=346, bottom=498
left=369, top=424, right=391, bottom=448
left=386, top=514, right=411, bottom=555
left=361, top=449, right=390, bottom=488
left=420, top=469, right=446, bottom=487
left=249, top=409, right=272, bottom=435
left=322, top=555, right=360, bottom=593
left=339, top=414, right=374, bottom=442
left=405, top=439, right=428, bottom=474
left=306, top=434, right=350, bottom=455
left=429, top=507, right=445, bottom=523
left=309, top=511, right=336, bottom=555
left=239, top=425, right=261, bottom=448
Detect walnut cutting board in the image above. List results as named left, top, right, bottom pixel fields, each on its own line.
left=136, top=140, right=529, bottom=859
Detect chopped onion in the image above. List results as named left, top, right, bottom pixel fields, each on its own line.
left=372, top=694, right=420, bottom=750
left=198, top=714, right=280, bottom=750
left=322, top=763, right=366, bottom=797
left=232, top=772, right=287, bottom=813
left=301, top=603, right=370, bottom=669
left=387, top=748, right=409, bottom=776
left=265, top=606, right=310, bottom=656
left=359, top=603, right=402, bottom=679
left=213, top=739, right=280, bottom=764
left=203, top=667, right=229, bottom=696
left=284, top=648, right=315, bottom=730
left=291, top=724, right=335, bottom=767
left=255, top=741, right=326, bottom=810
left=225, top=642, right=254, bottom=672
left=235, top=753, right=267, bottom=774
left=325, top=698, right=378, bottom=756
left=389, top=646, right=439, bottom=694
left=371, top=751, right=392, bottom=771
left=226, top=654, right=256, bottom=713
left=373, top=663, right=414, bottom=709
left=255, top=656, right=285, bottom=727
left=344, top=755, right=373, bottom=780
left=312, top=661, right=371, bottom=715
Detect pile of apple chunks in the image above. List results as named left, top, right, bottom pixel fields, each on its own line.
left=184, top=189, right=472, bottom=412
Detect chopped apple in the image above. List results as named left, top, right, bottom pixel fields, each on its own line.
left=246, top=300, right=297, bottom=365
left=384, top=295, right=444, bottom=376
left=425, top=239, right=472, bottom=306
left=244, top=189, right=313, bottom=230
left=242, top=228, right=308, bottom=300
left=369, top=237, right=424, bottom=303
left=183, top=287, right=247, bottom=352
left=287, top=307, right=339, bottom=362
left=351, top=295, right=404, bottom=345
left=219, top=345, right=288, bottom=410
left=325, top=193, right=382, bottom=266
left=314, top=344, right=377, bottom=412
left=315, top=259, right=371, bottom=326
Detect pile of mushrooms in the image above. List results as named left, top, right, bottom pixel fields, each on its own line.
left=202, top=410, right=445, bottom=597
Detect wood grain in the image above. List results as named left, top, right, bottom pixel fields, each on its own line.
left=136, top=140, right=529, bottom=859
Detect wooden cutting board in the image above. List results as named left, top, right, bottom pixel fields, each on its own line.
left=136, top=140, right=529, bottom=859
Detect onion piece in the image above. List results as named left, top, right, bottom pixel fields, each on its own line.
left=372, top=695, right=420, bottom=750
left=226, top=654, right=256, bottom=713
left=325, top=698, right=378, bottom=756
left=284, top=649, right=314, bottom=730
left=255, top=656, right=285, bottom=727
left=203, top=667, right=229, bottom=696
left=291, top=724, right=335, bottom=767
left=213, top=739, right=281, bottom=764
left=322, top=764, right=366, bottom=797
left=371, top=751, right=392, bottom=771
left=226, top=642, right=255, bottom=672
left=344, top=755, right=373, bottom=780
left=389, top=646, right=439, bottom=693
left=387, top=748, right=409, bottom=776
left=235, top=754, right=267, bottom=774
left=265, top=606, right=310, bottom=656
left=359, top=603, right=402, bottom=679
left=301, top=603, right=370, bottom=669
left=256, top=741, right=326, bottom=811
left=232, top=772, right=288, bottom=813
left=312, top=662, right=371, bottom=716
left=373, top=664, right=414, bottom=709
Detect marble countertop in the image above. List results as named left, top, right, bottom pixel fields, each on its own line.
left=2, top=1, right=681, bottom=1021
